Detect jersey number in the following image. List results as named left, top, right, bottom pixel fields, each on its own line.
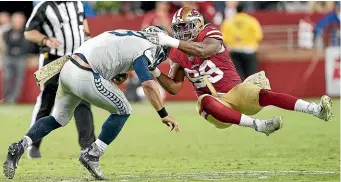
left=109, top=30, right=145, bottom=39
left=184, top=60, right=223, bottom=89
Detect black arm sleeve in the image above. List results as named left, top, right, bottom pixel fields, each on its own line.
left=25, top=3, right=47, bottom=32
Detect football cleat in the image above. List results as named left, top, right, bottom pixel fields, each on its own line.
left=3, top=141, right=25, bottom=179
left=79, top=143, right=106, bottom=180
left=313, top=95, right=334, bottom=122
left=27, top=146, right=41, bottom=159
left=255, top=116, right=283, bottom=136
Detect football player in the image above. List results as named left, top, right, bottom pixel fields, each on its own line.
left=147, top=7, right=334, bottom=135
left=3, top=26, right=179, bottom=180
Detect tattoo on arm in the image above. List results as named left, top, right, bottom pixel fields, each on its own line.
left=194, top=43, right=204, bottom=49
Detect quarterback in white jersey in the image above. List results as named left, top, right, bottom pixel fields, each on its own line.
left=3, top=26, right=179, bottom=180
left=76, top=29, right=165, bottom=81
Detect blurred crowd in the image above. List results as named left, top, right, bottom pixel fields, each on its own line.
left=0, top=12, right=36, bottom=103
left=0, top=1, right=339, bottom=103
left=92, top=1, right=341, bottom=22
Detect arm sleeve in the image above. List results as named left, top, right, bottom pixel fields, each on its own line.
left=25, top=3, right=46, bottom=31
left=133, top=55, right=153, bottom=83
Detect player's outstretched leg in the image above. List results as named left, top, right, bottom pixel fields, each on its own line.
left=258, top=89, right=334, bottom=121
left=79, top=113, right=129, bottom=180
left=3, top=116, right=62, bottom=179
left=197, top=94, right=283, bottom=136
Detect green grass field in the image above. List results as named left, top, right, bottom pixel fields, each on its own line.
left=0, top=99, right=339, bottom=182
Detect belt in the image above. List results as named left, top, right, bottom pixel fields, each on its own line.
left=69, top=54, right=93, bottom=72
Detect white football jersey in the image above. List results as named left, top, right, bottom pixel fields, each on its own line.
left=74, top=30, right=161, bottom=80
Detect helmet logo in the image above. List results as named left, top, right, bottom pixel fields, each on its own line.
left=190, top=9, right=200, bottom=17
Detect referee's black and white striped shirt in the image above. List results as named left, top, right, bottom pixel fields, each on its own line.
left=26, top=1, right=86, bottom=56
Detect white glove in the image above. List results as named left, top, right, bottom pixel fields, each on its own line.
left=144, top=32, right=180, bottom=48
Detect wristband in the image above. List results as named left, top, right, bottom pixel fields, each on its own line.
left=40, top=36, right=49, bottom=46
left=166, top=36, right=180, bottom=48
left=151, top=68, right=161, bottom=77
left=84, top=32, right=91, bottom=37
left=157, top=107, right=168, bottom=118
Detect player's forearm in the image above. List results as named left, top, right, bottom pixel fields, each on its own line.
left=24, top=30, right=47, bottom=44
left=177, top=41, right=210, bottom=58
left=155, top=73, right=182, bottom=95
left=141, top=80, right=164, bottom=111
left=155, top=33, right=215, bottom=58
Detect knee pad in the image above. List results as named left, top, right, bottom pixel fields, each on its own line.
left=196, top=94, right=232, bottom=129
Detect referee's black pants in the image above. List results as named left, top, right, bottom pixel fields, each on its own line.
left=30, top=54, right=96, bottom=150
left=230, top=51, right=258, bottom=81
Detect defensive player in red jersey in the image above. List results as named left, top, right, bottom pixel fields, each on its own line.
left=147, top=7, right=334, bottom=135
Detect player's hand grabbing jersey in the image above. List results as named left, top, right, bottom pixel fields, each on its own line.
left=169, top=24, right=241, bottom=96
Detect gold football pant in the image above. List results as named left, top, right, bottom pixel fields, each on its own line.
left=196, top=71, right=271, bottom=128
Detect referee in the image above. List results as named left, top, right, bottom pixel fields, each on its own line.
left=25, top=1, right=95, bottom=158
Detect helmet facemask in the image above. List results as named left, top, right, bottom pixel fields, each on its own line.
left=171, top=19, right=200, bottom=41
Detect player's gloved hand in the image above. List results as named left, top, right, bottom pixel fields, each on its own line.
left=161, top=115, right=180, bottom=132
left=112, top=73, right=128, bottom=85
left=144, top=32, right=180, bottom=48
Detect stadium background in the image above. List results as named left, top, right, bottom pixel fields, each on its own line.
left=0, top=1, right=339, bottom=181
left=0, top=1, right=339, bottom=103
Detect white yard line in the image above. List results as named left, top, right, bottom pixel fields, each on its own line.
left=60, top=170, right=340, bottom=182
left=115, top=170, right=340, bottom=180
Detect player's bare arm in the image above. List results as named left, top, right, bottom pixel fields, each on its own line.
left=145, top=32, right=221, bottom=59
left=177, top=38, right=221, bottom=58
left=152, top=60, right=185, bottom=95
left=141, top=80, right=165, bottom=111
left=133, top=55, right=180, bottom=132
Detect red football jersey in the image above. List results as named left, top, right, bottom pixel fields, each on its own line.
left=169, top=24, right=241, bottom=96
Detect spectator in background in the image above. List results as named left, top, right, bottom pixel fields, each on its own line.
left=83, top=1, right=97, bottom=18
left=179, top=1, right=221, bottom=26
left=314, top=1, right=340, bottom=47
left=0, top=12, right=10, bottom=32
left=309, top=1, right=335, bottom=14
left=224, top=1, right=239, bottom=20
left=221, top=4, right=263, bottom=80
left=2, top=12, right=29, bottom=103
left=141, top=2, right=171, bottom=31
left=0, top=12, right=11, bottom=60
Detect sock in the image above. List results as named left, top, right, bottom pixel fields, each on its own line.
left=21, top=136, right=33, bottom=149
left=98, top=114, right=130, bottom=145
left=200, top=95, right=242, bottom=125
left=95, top=139, right=108, bottom=153
left=239, top=114, right=257, bottom=128
left=26, top=116, right=62, bottom=143
left=294, top=99, right=316, bottom=113
left=259, top=89, right=298, bottom=110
